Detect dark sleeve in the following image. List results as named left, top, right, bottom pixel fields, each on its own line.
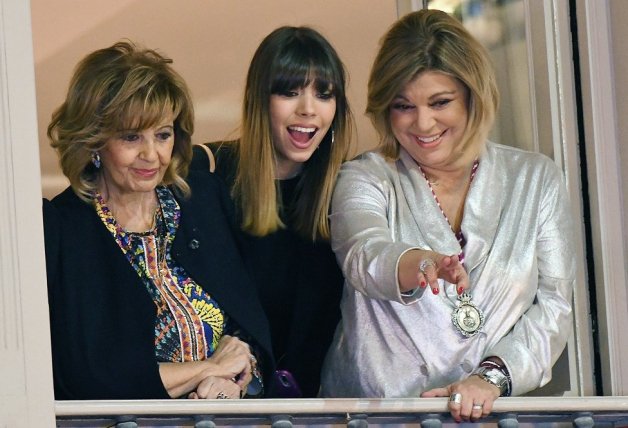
left=43, top=196, right=170, bottom=400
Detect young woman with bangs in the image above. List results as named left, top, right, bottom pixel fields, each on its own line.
left=191, top=26, right=353, bottom=397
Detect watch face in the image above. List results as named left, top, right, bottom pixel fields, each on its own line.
left=483, top=368, right=507, bottom=387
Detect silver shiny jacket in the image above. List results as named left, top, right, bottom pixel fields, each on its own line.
left=320, top=142, right=575, bottom=398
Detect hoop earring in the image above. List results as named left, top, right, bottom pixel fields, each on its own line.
left=91, top=152, right=101, bottom=169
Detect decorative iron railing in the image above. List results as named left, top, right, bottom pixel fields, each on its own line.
left=55, top=396, right=628, bottom=427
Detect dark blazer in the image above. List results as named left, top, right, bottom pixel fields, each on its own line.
left=43, top=171, right=272, bottom=400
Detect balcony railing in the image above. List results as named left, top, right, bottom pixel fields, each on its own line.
left=55, top=396, right=628, bottom=427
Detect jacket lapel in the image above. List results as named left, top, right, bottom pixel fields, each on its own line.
left=459, top=143, right=503, bottom=274
left=397, top=148, right=462, bottom=255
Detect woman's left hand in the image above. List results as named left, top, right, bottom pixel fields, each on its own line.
left=209, top=335, right=254, bottom=389
left=421, top=375, right=500, bottom=423
left=188, top=375, right=242, bottom=400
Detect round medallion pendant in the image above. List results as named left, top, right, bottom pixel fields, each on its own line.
left=451, top=292, right=485, bottom=338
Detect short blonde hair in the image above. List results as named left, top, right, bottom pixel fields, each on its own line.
left=47, top=41, right=194, bottom=201
left=367, top=9, right=499, bottom=159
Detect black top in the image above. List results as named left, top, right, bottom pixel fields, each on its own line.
left=191, top=142, right=343, bottom=397
left=43, top=171, right=273, bottom=399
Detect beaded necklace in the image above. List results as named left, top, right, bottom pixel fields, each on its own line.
left=418, top=159, right=484, bottom=338
left=418, top=159, right=479, bottom=265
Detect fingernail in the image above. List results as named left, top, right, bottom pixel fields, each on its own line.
left=458, top=287, right=464, bottom=295
left=420, top=281, right=427, bottom=288
left=432, top=287, right=439, bottom=295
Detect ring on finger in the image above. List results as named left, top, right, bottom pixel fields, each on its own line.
left=216, top=391, right=229, bottom=399
left=472, top=404, right=483, bottom=410
left=419, top=259, right=436, bottom=275
left=449, top=392, right=462, bottom=404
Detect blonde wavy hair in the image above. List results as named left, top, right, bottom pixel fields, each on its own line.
left=367, top=9, right=499, bottom=159
left=47, top=40, right=194, bottom=201
left=235, top=26, right=353, bottom=240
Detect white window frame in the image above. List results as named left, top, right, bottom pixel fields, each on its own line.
left=0, top=0, right=55, bottom=425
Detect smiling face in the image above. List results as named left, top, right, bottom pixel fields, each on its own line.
left=269, top=82, right=336, bottom=179
left=389, top=71, right=469, bottom=171
left=98, top=118, right=175, bottom=198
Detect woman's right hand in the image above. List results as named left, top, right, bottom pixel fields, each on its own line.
left=188, top=375, right=242, bottom=399
left=423, top=252, right=469, bottom=295
left=399, top=250, right=469, bottom=296
left=209, top=335, right=254, bottom=389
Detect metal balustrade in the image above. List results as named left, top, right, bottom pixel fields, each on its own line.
left=55, top=396, right=628, bottom=427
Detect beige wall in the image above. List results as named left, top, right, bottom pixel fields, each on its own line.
left=31, top=0, right=398, bottom=199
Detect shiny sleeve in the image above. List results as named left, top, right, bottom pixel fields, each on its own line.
left=488, top=163, right=575, bottom=396
left=329, top=156, right=421, bottom=304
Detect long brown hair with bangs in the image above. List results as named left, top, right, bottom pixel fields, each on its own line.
left=47, top=40, right=195, bottom=201
left=236, top=26, right=353, bottom=240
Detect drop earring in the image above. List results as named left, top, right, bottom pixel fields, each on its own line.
left=331, top=130, right=335, bottom=145
left=91, top=152, right=101, bottom=169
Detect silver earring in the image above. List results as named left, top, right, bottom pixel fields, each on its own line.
left=91, top=152, right=101, bottom=169
left=331, top=130, right=335, bottom=145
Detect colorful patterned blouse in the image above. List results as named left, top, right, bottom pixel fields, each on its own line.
left=94, top=186, right=227, bottom=362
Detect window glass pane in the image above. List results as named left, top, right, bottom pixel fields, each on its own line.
left=429, top=0, right=536, bottom=154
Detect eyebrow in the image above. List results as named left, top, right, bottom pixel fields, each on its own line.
left=392, top=89, right=459, bottom=101
left=117, top=124, right=174, bottom=134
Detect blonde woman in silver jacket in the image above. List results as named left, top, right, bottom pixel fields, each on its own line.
left=320, top=9, right=575, bottom=424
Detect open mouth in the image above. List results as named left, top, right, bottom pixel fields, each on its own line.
left=288, top=126, right=318, bottom=145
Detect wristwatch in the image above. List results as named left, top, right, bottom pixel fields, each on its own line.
left=472, top=366, right=509, bottom=396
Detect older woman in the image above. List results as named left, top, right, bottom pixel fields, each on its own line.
left=43, top=41, right=272, bottom=400
left=320, top=9, right=575, bottom=423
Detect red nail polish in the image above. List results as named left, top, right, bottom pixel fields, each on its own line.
left=432, top=287, right=439, bottom=295
left=458, top=287, right=464, bottom=295
left=420, top=281, right=427, bottom=288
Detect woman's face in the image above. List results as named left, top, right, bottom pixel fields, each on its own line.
left=98, top=118, right=175, bottom=198
left=269, top=81, right=336, bottom=179
left=389, top=71, right=469, bottom=171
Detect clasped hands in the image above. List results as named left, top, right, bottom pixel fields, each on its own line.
left=188, top=335, right=256, bottom=400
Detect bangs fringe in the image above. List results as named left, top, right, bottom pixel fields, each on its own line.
left=103, top=72, right=184, bottom=133
left=270, top=45, right=341, bottom=96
